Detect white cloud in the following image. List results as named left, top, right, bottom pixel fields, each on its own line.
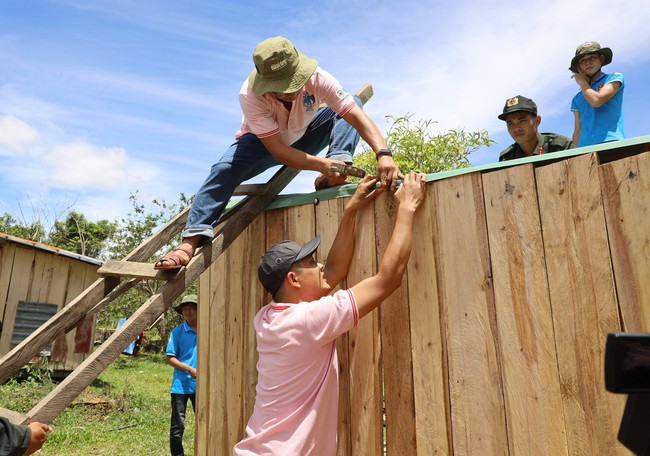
left=0, top=115, right=39, bottom=153
left=43, top=141, right=158, bottom=190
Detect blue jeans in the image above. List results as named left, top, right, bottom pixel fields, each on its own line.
left=182, top=97, right=362, bottom=239
left=170, top=393, right=196, bottom=456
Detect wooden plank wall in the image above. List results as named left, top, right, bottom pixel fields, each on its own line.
left=198, top=150, right=650, bottom=455
left=0, top=242, right=100, bottom=371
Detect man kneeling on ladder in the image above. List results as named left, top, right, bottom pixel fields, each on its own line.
left=154, top=36, right=402, bottom=271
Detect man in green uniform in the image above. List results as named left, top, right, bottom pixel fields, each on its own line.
left=497, top=95, right=574, bottom=161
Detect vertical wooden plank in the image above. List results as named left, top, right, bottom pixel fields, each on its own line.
left=340, top=198, right=383, bottom=456
left=536, top=153, right=627, bottom=455
left=286, top=203, right=316, bottom=245
left=45, top=256, right=71, bottom=367
left=433, top=172, right=507, bottom=455
left=241, top=215, right=266, bottom=437
left=376, top=190, right=417, bottom=456
left=407, top=182, right=451, bottom=455
left=264, top=208, right=285, bottom=246
left=0, top=248, right=36, bottom=354
left=483, top=164, right=567, bottom=455
left=207, top=238, right=228, bottom=455
left=0, top=242, right=17, bottom=340
left=195, top=254, right=211, bottom=456
left=47, top=256, right=70, bottom=308
left=599, top=152, right=650, bottom=332
left=224, top=234, right=245, bottom=450
left=315, top=198, right=351, bottom=456
left=29, top=252, right=52, bottom=303
left=61, top=261, right=88, bottom=371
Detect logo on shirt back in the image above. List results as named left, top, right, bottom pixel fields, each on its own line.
left=302, top=92, right=316, bottom=111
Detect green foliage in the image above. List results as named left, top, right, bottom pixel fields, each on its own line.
left=1, top=190, right=198, bottom=350
left=49, top=211, right=118, bottom=259
left=0, top=213, right=48, bottom=242
left=109, top=192, right=192, bottom=261
left=353, top=113, right=494, bottom=175
left=93, top=192, right=196, bottom=347
left=6, top=356, right=53, bottom=386
left=0, top=353, right=189, bottom=456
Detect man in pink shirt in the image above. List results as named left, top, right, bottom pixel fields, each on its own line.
left=155, top=36, right=402, bottom=270
left=233, top=172, right=427, bottom=455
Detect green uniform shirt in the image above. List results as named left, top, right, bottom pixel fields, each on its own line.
left=499, top=132, right=575, bottom=161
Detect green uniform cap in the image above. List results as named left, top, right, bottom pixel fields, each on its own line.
left=498, top=95, right=537, bottom=121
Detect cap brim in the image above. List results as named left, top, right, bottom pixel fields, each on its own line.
left=295, top=236, right=320, bottom=263
left=248, top=51, right=318, bottom=96
left=498, top=109, right=536, bottom=121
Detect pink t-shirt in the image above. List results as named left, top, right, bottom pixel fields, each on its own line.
left=233, top=289, right=359, bottom=456
left=236, top=67, right=358, bottom=146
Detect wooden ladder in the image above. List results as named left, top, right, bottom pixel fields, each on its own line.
left=0, top=84, right=373, bottom=425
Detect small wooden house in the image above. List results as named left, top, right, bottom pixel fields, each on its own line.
left=197, top=136, right=650, bottom=455
left=0, top=233, right=102, bottom=375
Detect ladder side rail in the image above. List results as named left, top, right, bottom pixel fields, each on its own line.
left=27, top=166, right=299, bottom=423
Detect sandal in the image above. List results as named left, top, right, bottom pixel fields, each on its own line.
left=154, top=246, right=193, bottom=270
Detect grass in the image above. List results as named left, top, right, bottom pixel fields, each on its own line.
left=0, top=352, right=195, bottom=456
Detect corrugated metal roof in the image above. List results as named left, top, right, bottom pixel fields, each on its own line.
left=0, top=232, right=103, bottom=266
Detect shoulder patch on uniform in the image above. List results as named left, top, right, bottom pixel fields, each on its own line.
left=336, top=88, right=350, bottom=99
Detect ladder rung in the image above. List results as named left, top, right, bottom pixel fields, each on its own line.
left=97, top=260, right=178, bottom=280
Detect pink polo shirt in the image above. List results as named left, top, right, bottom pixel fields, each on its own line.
left=233, top=289, right=359, bottom=456
left=236, top=67, right=358, bottom=146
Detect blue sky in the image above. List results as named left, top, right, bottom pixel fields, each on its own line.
left=1, top=0, right=649, bottom=227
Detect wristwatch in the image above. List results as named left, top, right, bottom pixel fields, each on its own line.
left=375, top=148, right=393, bottom=158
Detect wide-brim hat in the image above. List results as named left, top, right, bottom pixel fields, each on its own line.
left=258, top=236, right=321, bottom=295
left=248, top=36, right=318, bottom=96
left=174, top=294, right=198, bottom=314
left=569, top=41, right=613, bottom=72
left=498, top=95, right=537, bottom=121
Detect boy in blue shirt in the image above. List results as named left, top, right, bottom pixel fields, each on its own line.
left=570, top=41, right=625, bottom=147
left=166, top=294, right=198, bottom=456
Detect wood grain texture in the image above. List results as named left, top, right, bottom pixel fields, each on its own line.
left=336, top=198, right=383, bottom=456
left=483, top=164, right=566, bottom=455
left=0, top=247, right=36, bottom=355
left=432, top=172, right=507, bottom=455
left=537, top=153, right=627, bottom=455
left=375, top=190, right=417, bottom=456
left=599, top=152, right=650, bottom=332
left=407, top=183, right=450, bottom=455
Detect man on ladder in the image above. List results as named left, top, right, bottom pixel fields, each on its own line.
left=155, top=36, right=402, bottom=270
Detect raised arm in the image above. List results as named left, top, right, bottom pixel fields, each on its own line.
left=342, top=105, right=404, bottom=191
left=573, top=72, right=622, bottom=108
left=322, top=175, right=383, bottom=289
left=351, top=172, right=427, bottom=318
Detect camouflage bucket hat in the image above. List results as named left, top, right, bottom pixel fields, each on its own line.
left=498, top=95, right=537, bottom=121
left=174, top=294, right=198, bottom=314
left=248, top=36, right=318, bottom=96
left=569, top=41, right=613, bottom=72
